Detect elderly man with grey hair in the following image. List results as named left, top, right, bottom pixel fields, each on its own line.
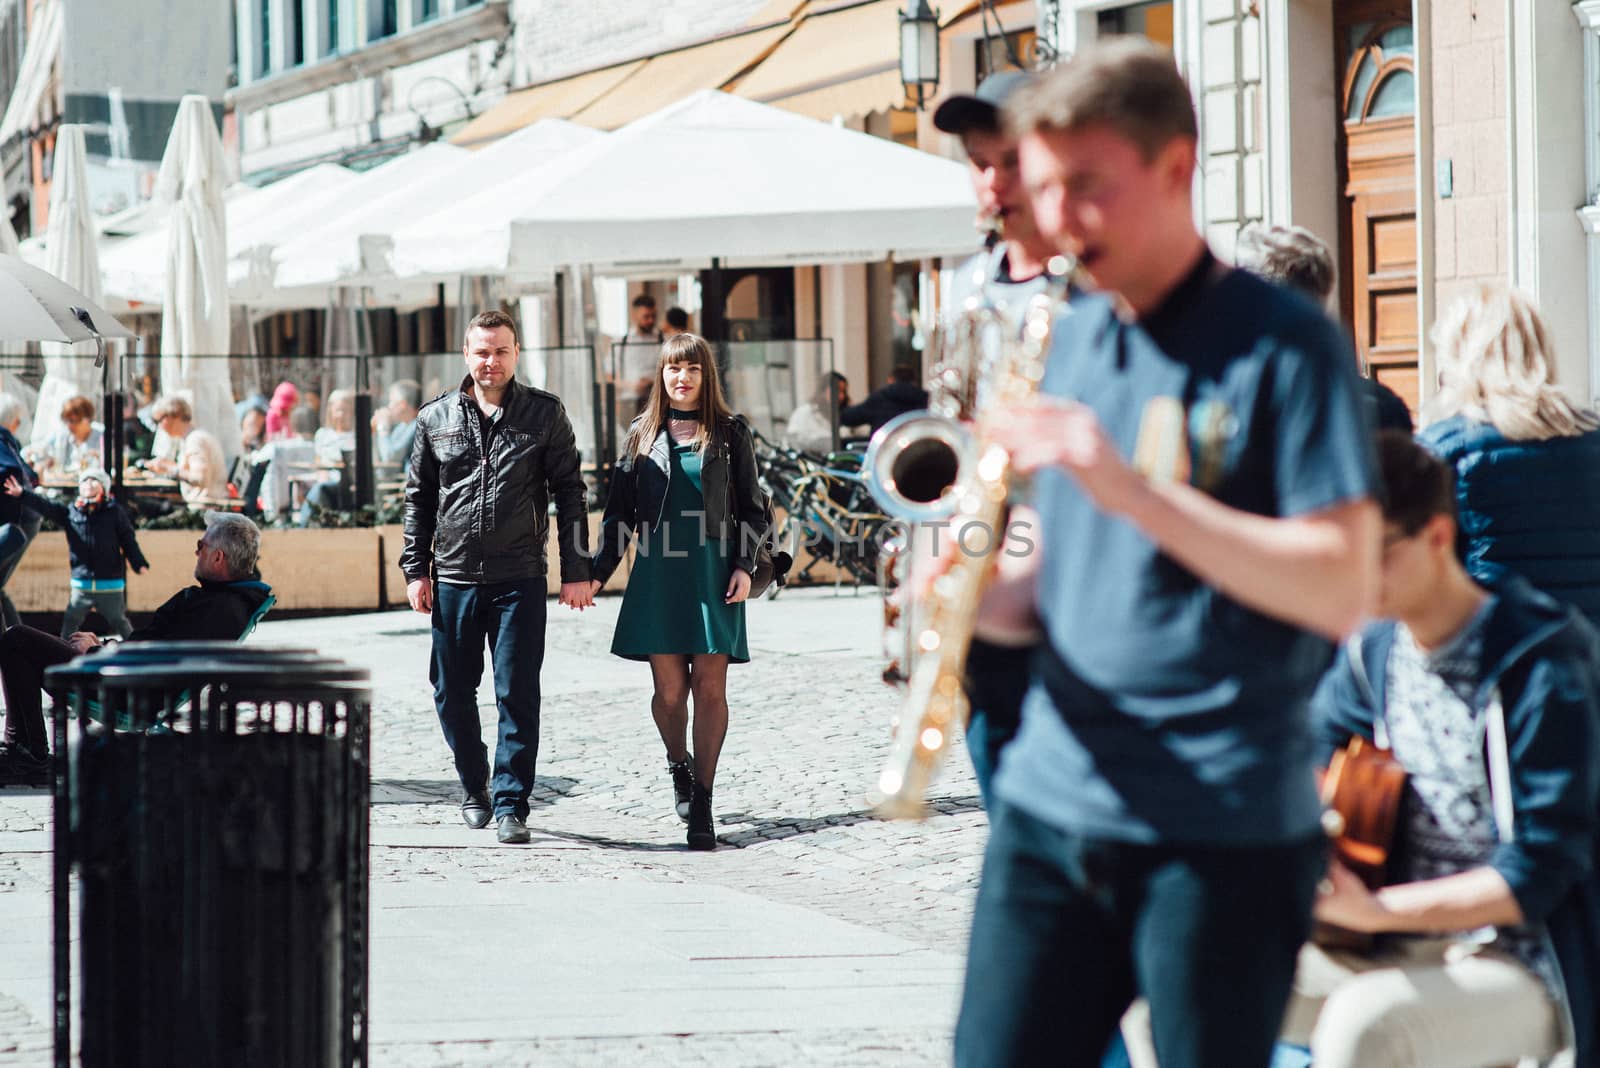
left=0, top=393, right=41, bottom=630
left=372, top=378, right=423, bottom=465
left=0, top=512, right=273, bottom=785
left=1235, top=222, right=1413, bottom=434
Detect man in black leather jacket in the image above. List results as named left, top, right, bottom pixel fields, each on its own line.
left=401, top=310, right=593, bottom=845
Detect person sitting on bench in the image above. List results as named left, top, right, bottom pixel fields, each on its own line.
left=0, top=512, right=272, bottom=785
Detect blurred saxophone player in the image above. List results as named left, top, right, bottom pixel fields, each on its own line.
left=922, top=70, right=1067, bottom=804
left=953, top=40, right=1381, bottom=1068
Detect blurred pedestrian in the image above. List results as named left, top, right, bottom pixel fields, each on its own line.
left=840, top=363, right=928, bottom=436
left=1418, top=284, right=1600, bottom=624
left=1235, top=223, right=1412, bottom=434
left=590, top=333, right=768, bottom=851
left=0, top=394, right=41, bottom=630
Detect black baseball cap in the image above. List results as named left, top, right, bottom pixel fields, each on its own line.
left=932, top=71, right=1032, bottom=136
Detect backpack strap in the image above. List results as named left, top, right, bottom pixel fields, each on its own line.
left=1345, top=632, right=1389, bottom=750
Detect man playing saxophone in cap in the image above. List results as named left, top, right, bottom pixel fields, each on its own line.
left=913, top=70, right=1070, bottom=805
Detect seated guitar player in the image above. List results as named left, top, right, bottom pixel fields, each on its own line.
left=1294, top=431, right=1600, bottom=1068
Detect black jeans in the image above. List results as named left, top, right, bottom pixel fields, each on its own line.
left=955, top=803, right=1324, bottom=1068
left=430, top=578, right=547, bottom=820
left=0, top=624, right=76, bottom=756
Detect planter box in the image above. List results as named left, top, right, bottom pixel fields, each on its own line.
left=8, top=527, right=382, bottom=615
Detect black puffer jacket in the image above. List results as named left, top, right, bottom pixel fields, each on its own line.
left=401, top=376, right=590, bottom=585
left=18, top=490, right=148, bottom=581
left=592, top=415, right=769, bottom=587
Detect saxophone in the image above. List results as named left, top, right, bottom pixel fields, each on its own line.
left=864, top=255, right=1076, bottom=819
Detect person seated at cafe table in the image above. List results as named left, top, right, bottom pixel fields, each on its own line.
left=142, top=395, right=195, bottom=476
left=0, top=512, right=271, bottom=786
left=299, top=389, right=356, bottom=525
left=371, top=379, right=421, bottom=466
left=35, top=395, right=103, bottom=477
left=175, top=429, right=230, bottom=508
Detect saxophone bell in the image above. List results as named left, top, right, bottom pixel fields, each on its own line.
left=862, top=411, right=980, bottom=525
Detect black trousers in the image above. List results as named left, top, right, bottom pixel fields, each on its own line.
left=0, top=624, right=76, bottom=756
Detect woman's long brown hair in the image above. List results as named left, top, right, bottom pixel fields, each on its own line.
left=626, top=333, right=732, bottom=456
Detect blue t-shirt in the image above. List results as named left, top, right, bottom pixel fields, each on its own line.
left=995, top=253, right=1378, bottom=847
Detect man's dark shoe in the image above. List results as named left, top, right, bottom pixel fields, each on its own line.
left=0, top=745, right=49, bottom=787
left=668, top=757, right=695, bottom=822
left=461, top=789, right=492, bottom=830
left=496, top=815, right=530, bottom=844
left=686, top=784, right=716, bottom=851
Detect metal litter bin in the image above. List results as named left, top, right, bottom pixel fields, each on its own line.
left=48, top=643, right=371, bottom=1068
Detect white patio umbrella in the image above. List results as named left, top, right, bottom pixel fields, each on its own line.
left=32, top=126, right=112, bottom=449
left=156, top=95, right=239, bottom=458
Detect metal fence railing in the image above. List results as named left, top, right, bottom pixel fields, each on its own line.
left=0, top=340, right=838, bottom=525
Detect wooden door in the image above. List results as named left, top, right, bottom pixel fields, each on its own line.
left=1337, top=7, right=1419, bottom=410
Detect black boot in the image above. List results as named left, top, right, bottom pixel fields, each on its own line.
left=667, top=756, right=695, bottom=822
left=686, top=783, right=716, bottom=851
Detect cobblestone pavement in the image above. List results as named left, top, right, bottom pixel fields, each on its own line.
left=0, top=587, right=988, bottom=1065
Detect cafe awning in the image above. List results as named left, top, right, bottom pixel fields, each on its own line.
left=451, top=61, right=646, bottom=147
left=570, top=22, right=793, bottom=130
left=0, top=0, right=61, bottom=148
left=733, top=0, right=906, bottom=121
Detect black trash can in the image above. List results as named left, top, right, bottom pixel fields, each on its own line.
left=48, top=643, right=371, bottom=1068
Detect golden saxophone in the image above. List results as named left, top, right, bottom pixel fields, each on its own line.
left=864, top=255, right=1078, bottom=819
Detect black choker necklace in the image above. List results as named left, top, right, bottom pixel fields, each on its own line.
left=668, top=407, right=700, bottom=420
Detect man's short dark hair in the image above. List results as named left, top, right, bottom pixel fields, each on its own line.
left=466, top=309, right=518, bottom=345
left=890, top=363, right=917, bottom=385
left=665, top=306, right=689, bottom=331
left=1377, top=430, right=1456, bottom=535
left=1006, top=37, right=1197, bottom=161
left=1236, top=224, right=1336, bottom=303
left=631, top=294, right=657, bottom=310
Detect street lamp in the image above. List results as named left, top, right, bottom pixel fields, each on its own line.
left=899, top=0, right=941, bottom=110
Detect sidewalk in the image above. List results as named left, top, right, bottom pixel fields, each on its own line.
left=0, top=586, right=986, bottom=1065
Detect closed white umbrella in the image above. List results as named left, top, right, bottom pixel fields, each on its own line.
left=157, top=95, right=239, bottom=458
left=0, top=208, right=18, bottom=256
left=31, top=125, right=107, bottom=449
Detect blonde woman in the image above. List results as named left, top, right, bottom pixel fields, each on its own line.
left=176, top=429, right=230, bottom=507
left=590, top=333, right=768, bottom=851
left=1419, top=284, right=1600, bottom=622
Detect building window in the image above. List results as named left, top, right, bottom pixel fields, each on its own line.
left=290, top=0, right=306, bottom=66
left=369, top=0, right=399, bottom=40
left=417, top=0, right=439, bottom=23
left=1097, top=1, right=1175, bottom=49
left=257, top=0, right=272, bottom=77
left=975, top=27, right=1036, bottom=83
left=325, top=0, right=340, bottom=56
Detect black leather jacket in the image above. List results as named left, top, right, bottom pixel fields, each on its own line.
left=401, top=376, right=590, bottom=585
left=592, top=415, right=768, bottom=587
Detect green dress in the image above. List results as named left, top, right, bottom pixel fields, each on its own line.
left=612, top=440, right=750, bottom=663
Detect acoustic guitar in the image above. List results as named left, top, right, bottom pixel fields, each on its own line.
left=1314, top=736, right=1408, bottom=950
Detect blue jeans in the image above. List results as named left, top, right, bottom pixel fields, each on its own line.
left=430, top=578, right=547, bottom=820
left=955, top=803, right=1324, bottom=1068
left=963, top=640, right=1032, bottom=807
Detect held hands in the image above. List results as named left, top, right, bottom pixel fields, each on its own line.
left=1313, top=859, right=1394, bottom=934
left=725, top=568, right=752, bottom=605
left=2, top=476, right=19, bottom=498
left=559, top=581, right=596, bottom=611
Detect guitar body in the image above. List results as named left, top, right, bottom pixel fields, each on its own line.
left=1314, top=737, right=1409, bottom=951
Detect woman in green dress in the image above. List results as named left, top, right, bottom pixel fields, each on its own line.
left=590, top=333, right=768, bottom=850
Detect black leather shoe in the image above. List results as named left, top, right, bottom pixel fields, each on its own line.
left=461, top=789, right=491, bottom=830
left=686, top=784, right=715, bottom=851
left=496, top=815, right=530, bottom=844
left=668, top=757, right=695, bottom=822
left=0, top=745, right=49, bottom=787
